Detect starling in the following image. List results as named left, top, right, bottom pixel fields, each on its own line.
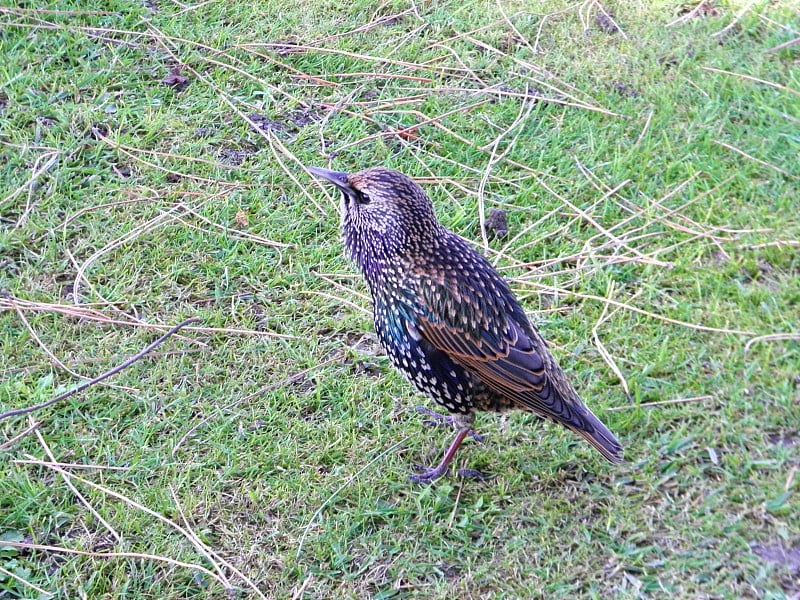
left=309, top=166, right=623, bottom=483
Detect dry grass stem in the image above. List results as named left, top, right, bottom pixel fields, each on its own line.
left=512, top=281, right=756, bottom=336
left=0, top=564, right=53, bottom=598
left=785, top=466, right=797, bottom=493
left=701, top=66, right=800, bottom=98
left=334, top=100, right=491, bottom=155
left=0, top=540, right=231, bottom=592
left=463, top=36, right=619, bottom=116
left=172, top=358, right=339, bottom=455
left=301, top=290, right=371, bottom=315
left=744, top=333, right=800, bottom=355
left=607, top=395, right=715, bottom=412
left=477, top=92, right=537, bottom=249
left=0, top=420, right=41, bottom=451
left=665, top=1, right=714, bottom=27
left=55, top=195, right=165, bottom=236
left=765, top=37, right=800, bottom=54
left=0, top=149, right=60, bottom=211
left=72, top=204, right=186, bottom=304
left=746, top=240, right=800, bottom=250
left=95, top=130, right=242, bottom=186
left=168, top=485, right=268, bottom=599
left=26, top=462, right=241, bottom=590
left=269, top=135, right=330, bottom=214
left=296, top=435, right=414, bottom=559
left=291, top=574, right=314, bottom=600
left=241, top=42, right=466, bottom=76
left=144, top=24, right=328, bottom=216
left=11, top=301, right=127, bottom=389
left=0, top=317, right=202, bottom=422
left=713, top=140, right=798, bottom=180
left=0, top=6, right=114, bottom=15
left=13, top=459, right=130, bottom=471
left=33, top=426, right=122, bottom=543
left=594, top=1, right=628, bottom=38
left=314, top=272, right=372, bottom=304
left=591, top=282, right=631, bottom=399
left=177, top=205, right=291, bottom=249
left=0, top=295, right=290, bottom=340
left=711, top=0, right=758, bottom=38
left=538, top=175, right=672, bottom=268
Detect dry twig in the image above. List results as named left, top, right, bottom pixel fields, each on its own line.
left=0, top=317, right=201, bottom=422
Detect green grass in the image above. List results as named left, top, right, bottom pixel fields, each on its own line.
left=1, top=1, right=799, bottom=598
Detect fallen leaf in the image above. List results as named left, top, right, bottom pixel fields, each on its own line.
left=162, top=69, right=189, bottom=90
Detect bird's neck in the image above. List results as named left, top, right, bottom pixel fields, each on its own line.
left=343, top=219, right=443, bottom=279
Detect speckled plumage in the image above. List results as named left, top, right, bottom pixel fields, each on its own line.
left=309, top=166, right=623, bottom=483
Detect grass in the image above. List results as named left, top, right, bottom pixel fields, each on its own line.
left=1, top=0, right=799, bottom=598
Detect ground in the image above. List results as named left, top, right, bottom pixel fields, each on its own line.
left=0, top=1, right=799, bottom=598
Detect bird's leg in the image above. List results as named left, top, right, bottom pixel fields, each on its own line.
left=409, top=426, right=472, bottom=484
left=410, top=411, right=487, bottom=483
left=414, top=406, right=484, bottom=443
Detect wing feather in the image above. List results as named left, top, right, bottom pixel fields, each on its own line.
left=412, top=251, right=622, bottom=463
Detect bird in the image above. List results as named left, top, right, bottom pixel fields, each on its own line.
left=308, top=165, right=623, bottom=483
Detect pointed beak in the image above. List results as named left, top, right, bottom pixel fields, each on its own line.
left=307, top=166, right=354, bottom=193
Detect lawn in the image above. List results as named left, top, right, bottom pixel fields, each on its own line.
left=1, top=1, right=798, bottom=598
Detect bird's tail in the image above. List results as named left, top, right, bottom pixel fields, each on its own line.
left=567, top=409, right=623, bottom=463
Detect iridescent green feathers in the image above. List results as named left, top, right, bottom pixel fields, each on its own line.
left=309, top=166, right=623, bottom=466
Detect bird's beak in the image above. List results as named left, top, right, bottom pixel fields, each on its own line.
left=307, top=166, right=354, bottom=194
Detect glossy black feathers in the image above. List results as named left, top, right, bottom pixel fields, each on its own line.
left=309, top=166, right=623, bottom=466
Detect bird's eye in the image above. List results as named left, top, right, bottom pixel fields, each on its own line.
left=356, top=191, right=371, bottom=205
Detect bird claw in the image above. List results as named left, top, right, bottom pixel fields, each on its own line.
left=467, top=431, right=485, bottom=444
left=409, top=464, right=446, bottom=484
left=456, top=468, right=487, bottom=481
left=408, top=464, right=488, bottom=484
left=414, top=406, right=484, bottom=443
left=415, top=405, right=448, bottom=424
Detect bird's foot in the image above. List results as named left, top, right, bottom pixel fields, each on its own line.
left=414, top=406, right=484, bottom=443
left=408, top=464, right=488, bottom=484
left=456, top=468, right=487, bottom=481
left=409, top=463, right=449, bottom=484
left=409, top=425, right=479, bottom=484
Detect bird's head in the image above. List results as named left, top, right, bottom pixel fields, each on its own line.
left=308, top=166, right=442, bottom=262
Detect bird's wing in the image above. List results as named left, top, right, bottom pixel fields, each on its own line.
left=414, top=274, right=622, bottom=463
left=415, top=276, right=562, bottom=412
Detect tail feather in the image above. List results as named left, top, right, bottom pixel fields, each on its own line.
left=568, top=410, right=623, bottom=463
